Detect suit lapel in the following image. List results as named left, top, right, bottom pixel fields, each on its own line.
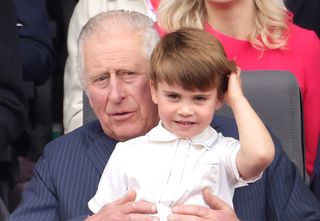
left=86, top=131, right=117, bottom=175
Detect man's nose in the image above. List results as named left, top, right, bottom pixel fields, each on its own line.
left=108, top=76, right=125, bottom=103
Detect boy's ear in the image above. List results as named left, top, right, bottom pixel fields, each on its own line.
left=150, top=80, right=158, bottom=104
left=215, top=99, right=223, bottom=110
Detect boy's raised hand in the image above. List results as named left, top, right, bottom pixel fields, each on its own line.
left=223, top=68, right=245, bottom=109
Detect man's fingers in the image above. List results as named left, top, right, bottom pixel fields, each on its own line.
left=203, top=187, right=231, bottom=210
left=122, top=200, right=157, bottom=215
left=111, top=190, right=157, bottom=215
left=171, top=204, right=211, bottom=217
left=168, top=213, right=200, bottom=221
left=128, top=214, right=159, bottom=221
left=169, top=188, right=239, bottom=221
left=114, top=189, right=137, bottom=206
left=86, top=190, right=158, bottom=221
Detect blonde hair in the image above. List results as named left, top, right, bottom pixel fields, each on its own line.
left=157, top=0, right=290, bottom=50
left=150, top=27, right=237, bottom=100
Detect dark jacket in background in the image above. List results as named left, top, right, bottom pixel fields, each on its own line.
left=286, top=0, right=320, bottom=37
left=14, top=0, right=54, bottom=85
left=0, top=0, right=27, bottom=150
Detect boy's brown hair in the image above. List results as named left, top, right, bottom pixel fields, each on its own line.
left=150, top=27, right=237, bottom=100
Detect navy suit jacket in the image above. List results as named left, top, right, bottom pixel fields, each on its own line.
left=310, top=139, right=320, bottom=201
left=7, top=117, right=320, bottom=221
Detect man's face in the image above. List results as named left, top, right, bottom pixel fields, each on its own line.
left=83, top=32, right=159, bottom=141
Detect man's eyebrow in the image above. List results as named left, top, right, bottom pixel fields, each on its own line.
left=115, top=69, right=132, bottom=73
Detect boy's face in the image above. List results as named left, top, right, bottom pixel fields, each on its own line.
left=150, top=81, right=222, bottom=138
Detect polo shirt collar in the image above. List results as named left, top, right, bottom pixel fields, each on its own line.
left=147, top=121, right=219, bottom=150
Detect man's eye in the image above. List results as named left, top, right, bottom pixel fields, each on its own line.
left=125, top=72, right=135, bottom=76
left=91, top=75, right=110, bottom=86
left=120, top=72, right=137, bottom=82
left=97, top=76, right=108, bottom=81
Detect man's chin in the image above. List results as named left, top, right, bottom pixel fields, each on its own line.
left=109, top=125, right=144, bottom=142
left=114, top=132, right=141, bottom=142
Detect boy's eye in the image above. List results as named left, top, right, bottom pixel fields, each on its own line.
left=166, top=94, right=180, bottom=100
left=194, top=96, right=207, bottom=101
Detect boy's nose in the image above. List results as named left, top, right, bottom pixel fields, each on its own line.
left=178, top=104, right=194, bottom=116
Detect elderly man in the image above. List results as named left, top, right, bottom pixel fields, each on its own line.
left=63, top=0, right=158, bottom=133
left=7, top=10, right=320, bottom=221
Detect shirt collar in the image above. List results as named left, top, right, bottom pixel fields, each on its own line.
left=147, top=121, right=219, bottom=150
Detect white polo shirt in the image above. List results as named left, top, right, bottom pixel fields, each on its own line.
left=89, top=122, right=259, bottom=219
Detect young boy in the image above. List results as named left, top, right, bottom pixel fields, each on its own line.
left=88, top=27, right=275, bottom=220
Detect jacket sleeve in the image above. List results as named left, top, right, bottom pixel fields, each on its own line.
left=6, top=153, right=61, bottom=221
left=265, top=138, right=320, bottom=220
left=6, top=157, right=90, bottom=221
left=5, top=134, right=94, bottom=221
left=310, top=140, right=320, bottom=201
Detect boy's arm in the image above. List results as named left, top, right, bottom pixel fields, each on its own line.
left=224, top=70, right=275, bottom=180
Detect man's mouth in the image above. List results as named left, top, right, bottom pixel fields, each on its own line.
left=110, top=111, right=134, bottom=121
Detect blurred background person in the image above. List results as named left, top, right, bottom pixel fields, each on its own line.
left=0, top=0, right=29, bottom=218
left=4, top=0, right=54, bottom=213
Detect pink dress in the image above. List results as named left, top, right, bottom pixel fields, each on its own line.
left=156, top=22, right=320, bottom=175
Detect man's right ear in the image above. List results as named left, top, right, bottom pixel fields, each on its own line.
left=85, top=90, right=94, bottom=108
left=150, top=80, right=158, bottom=104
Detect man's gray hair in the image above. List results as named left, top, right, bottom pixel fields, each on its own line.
left=77, top=10, right=160, bottom=86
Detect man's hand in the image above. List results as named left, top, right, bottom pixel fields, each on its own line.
left=167, top=187, right=240, bottom=221
left=85, top=190, right=159, bottom=221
